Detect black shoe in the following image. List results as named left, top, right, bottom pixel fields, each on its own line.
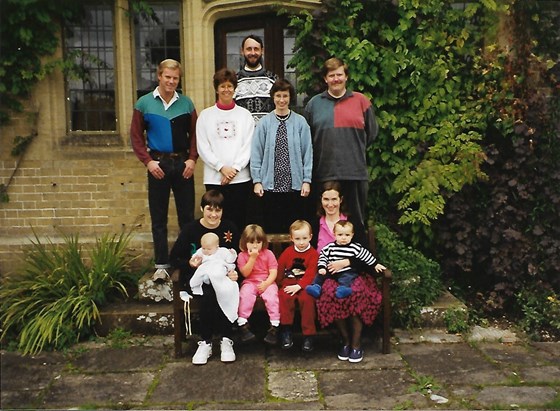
left=302, top=336, right=314, bottom=352
left=281, top=330, right=293, bottom=349
left=239, top=324, right=256, bottom=342
left=264, top=326, right=278, bottom=345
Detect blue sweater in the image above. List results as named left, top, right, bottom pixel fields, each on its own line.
left=250, top=111, right=313, bottom=191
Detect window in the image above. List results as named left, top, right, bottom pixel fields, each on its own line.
left=134, top=3, right=181, bottom=99
left=64, top=5, right=116, bottom=132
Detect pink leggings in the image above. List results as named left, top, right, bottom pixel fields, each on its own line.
left=238, top=280, right=280, bottom=322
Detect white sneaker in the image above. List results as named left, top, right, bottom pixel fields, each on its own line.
left=152, top=268, right=169, bottom=282
left=192, top=341, right=212, bottom=365
left=220, top=337, right=236, bottom=363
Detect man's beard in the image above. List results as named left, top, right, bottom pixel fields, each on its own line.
left=244, top=56, right=263, bottom=70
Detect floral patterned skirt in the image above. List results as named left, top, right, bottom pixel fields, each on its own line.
left=316, top=275, right=382, bottom=328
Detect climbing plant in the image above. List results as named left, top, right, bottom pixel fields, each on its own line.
left=288, top=0, right=502, bottom=244
left=0, top=0, right=154, bottom=126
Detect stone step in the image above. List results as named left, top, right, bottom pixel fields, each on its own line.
left=95, top=300, right=175, bottom=337
left=419, top=290, right=467, bottom=328
left=97, top=289, right=466, bottom=337
left=137, top=272, right=173, bottom=303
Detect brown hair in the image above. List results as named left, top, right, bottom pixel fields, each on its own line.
left=270, top=79, right=296, bottom=105
left=213, top=68, right=238, bottom=90
left=334, top=220, right=354, bottom=234
left=316, top=181, right=348, bottom=217
left=200, top=189, right=224, bottom=210
left=239, top=224, right=268, bottom=252
left=321, top=57, right=348, bottom=78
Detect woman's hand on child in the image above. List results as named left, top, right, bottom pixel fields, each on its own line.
left=189, top=255, right=202, bottom=268
left=227, top=269, right=238, bottom=281
left=327, top=258, right=349, bottom=273
left=283, top=284, right=301, bottom=296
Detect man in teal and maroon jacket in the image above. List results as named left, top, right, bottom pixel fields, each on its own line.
left=131, top=58, right=198, bottom=282
left=304, top=57, right=378, bottom=226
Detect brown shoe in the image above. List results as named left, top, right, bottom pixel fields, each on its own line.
left=239, top=324, right=256, bottom=342
left=264, top=326, right=278, bottom=345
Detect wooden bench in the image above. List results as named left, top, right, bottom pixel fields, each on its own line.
left=171, top=226, right=392, bottom=357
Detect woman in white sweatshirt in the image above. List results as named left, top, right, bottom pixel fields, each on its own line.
left=196, top=68, right=255, bottom=231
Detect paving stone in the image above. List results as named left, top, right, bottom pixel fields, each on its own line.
left=151, top=348, right=266, bottom=404
left=41, top=371, right=154, bottom=409
left=394, top=328, right=463, bottom=344
left=71, top=345, right=167, bottom=372
left=477, top=342, right=542, bottom=366
left=468, top=325, right=518, bottom=343
left=475, top=386, right=558, bottom=408
left=531, top=341, right=560, bottom=364
left=518, top=365, right=560, bottom=383
left=398, top=342, right=509, bottom=385
left=268, top=370, right=319, bottom=401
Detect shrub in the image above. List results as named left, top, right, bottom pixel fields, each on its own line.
left=0, top=230, right=140, bottom=354
left=515, top=284, right=560, bottom=341
left=375, top=223, right=442, bottom=328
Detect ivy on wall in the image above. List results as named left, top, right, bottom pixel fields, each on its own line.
left=288, top=0, right=501, bottom=242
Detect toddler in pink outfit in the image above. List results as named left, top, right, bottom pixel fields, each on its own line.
left=237, top=224, right=280, bottom=345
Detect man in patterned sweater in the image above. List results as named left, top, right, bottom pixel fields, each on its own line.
left=130, top=59, right=198, bottom=282
left=234, top=34, right=278, bottom=124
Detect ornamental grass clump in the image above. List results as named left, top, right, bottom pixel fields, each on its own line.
left=0, top=230, right=139, bottom=355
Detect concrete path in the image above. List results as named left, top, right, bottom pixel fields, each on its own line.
left=1, top=328, right=558, bottom=410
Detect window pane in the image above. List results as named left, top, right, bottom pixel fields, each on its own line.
left=65, top=5, right=116, bottom=132
left=135, top=2, right=181, bottom=98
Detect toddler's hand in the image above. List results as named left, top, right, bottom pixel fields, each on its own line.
left=374, top=263, right=387, bottom=273
left=283, top=284, right=301, bottom=296
left=318, top=268, right=327, bottom=276
left=257, top=281, right=268, bottom=293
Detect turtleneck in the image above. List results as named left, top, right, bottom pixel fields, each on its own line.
left=216, top=101, right=236, bottom=110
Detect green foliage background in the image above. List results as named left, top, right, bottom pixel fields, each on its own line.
left=288, top=0, right=559, bottom=336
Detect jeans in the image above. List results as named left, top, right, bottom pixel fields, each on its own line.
left=148, top=156, right=194, bottom=266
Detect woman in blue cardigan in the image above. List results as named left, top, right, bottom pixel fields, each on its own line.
left=250, top=79, right=313, bottom=233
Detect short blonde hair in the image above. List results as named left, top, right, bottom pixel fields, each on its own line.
left=289, top=219, right=312, bottom=235
left=158, top=59, right=182, bottom=77
left=239, top=224, right=268, bottom=252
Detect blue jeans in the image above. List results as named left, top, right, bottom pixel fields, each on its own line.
left=313, top=269, right=359, bottom=288
left=148, top=156, right=194, bottom=266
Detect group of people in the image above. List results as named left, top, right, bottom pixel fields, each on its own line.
left=131, top=34, right=383, bottom=365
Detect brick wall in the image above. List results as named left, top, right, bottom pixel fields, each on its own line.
left=0, top=108, right=205, bottom=277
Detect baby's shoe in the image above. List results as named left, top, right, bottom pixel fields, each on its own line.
left=239, top=324, right=256, bottom=342
left=335, top=286, right=352, bottom=299
left=264, top=325, right=278, bottom=345
left=305, top=284, right=322, bottom=298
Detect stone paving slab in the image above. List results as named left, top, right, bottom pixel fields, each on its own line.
left=397, top=342, right=509, bottom=385
left=1, top=333, right=559, bottom=410
left=41, top=371, right=155, bottom=409
left=475, top=386, right=558, bottom=408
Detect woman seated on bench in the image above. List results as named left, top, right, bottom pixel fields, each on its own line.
left=309, top=181, right=383, bottom=363
left=169, top=190, right=240, bottom=365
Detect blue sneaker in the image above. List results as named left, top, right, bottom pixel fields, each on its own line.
left=348, top=348, right=364, bottom=363
left=335, top=286, right=352, bottom=298
left=305, top=284, right=322, bottom=298
left=337, top=344, right=351, bottom=361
